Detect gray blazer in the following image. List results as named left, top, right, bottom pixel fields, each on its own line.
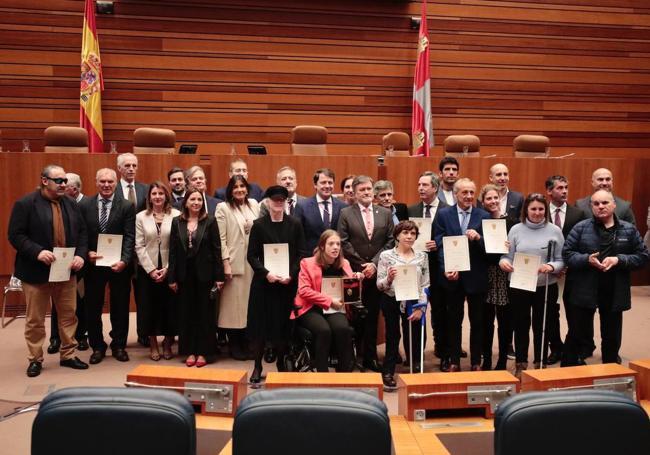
left=575, top=194, right=636, bottom=225
left=337, top=204, right=394, bottom=271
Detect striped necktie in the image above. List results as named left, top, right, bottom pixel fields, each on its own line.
left=99, top=198, right=109, bottom=233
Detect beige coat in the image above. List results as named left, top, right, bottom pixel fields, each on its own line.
left=215, top=200, right=260, bottom=328
left=135, top=208, right=180, bottom=273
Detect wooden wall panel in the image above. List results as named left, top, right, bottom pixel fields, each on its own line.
left=0, top=0, right=649, bottom=158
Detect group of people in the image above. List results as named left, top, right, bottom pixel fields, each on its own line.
left=9, top=154, right=649, bottom=392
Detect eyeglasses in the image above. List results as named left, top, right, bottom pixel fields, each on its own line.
left=45, top=176, right=68, bottom=185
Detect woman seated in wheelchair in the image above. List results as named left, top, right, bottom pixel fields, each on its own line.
left=292, top=229, right=362, bottom=372
left=377, top=220, right=429, bottom=391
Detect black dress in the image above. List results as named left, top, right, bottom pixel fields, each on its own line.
left=246, top=214, right=306, bottom=344
left=168, top=216, right=224, bottom=357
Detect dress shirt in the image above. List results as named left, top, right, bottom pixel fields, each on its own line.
left=549, top=202, right=567, bottom=229
left=457, top=206, right=472, bottom=233
left=316, top=194, right=333, bottom=224
left=286, top=193, right=298, bottom=215
left=441, top=189, right=455, bottom=205
left=498, top=190, right=510, bottom=217
left=75, top=193, right=84, bottom=203
left=358, top=202, right=374, bottom=236
left=119, top=179, right=138, bottom=206
left=97, top=193, right=115, bottom=221
left=421, top=199, right=440, bottom=218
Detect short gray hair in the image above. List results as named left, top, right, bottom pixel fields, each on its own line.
left=66, top=172, right=82, bottom=190
left=373, top=180, right=394, bottom=195
left=116, top=152, right=138, bottom=168
left=453, top=177, right=475, bottom=194
left=95, top=168, right=117, bottom=181
left=352, top=175, right=373, bottom=191
left=420, top=171, right=439, bottom=190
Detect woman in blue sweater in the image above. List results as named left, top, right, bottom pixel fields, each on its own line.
left=499, top=193, right=564, bottom=378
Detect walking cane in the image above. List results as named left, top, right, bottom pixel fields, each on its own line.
left=406, top=299, right=428, bottom=374
left=538, top=240, right=556, bottom=369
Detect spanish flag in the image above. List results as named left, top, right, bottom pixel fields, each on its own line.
left=411, top=0, right=433, bottom=156
left=80, top=0, right=104, bottom=153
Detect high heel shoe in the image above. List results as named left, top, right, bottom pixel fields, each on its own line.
left=195, top=356, right=207, bottom=368
left=249, top=367, right=262, bottom=385
left=185, top=355, right=196, bottom=367
left=162, top=338, right=174, bottom=360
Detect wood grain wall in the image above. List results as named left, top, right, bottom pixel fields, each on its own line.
left=0, top=0, right=649, bottom=156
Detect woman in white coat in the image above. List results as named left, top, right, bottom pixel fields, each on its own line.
left=216, top=175, right=260, bottom=359
left=135, top=182, right=180, bottom=361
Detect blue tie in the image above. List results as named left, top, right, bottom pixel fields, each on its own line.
left=461, top=211, right=470, bottom=234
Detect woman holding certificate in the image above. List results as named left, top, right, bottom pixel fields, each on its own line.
left=247, top=185, right=306, bottom=384
left=168, top=188, right=225, bottom=368
left=293, top=229, right=360, bottom=372
left=499, top=194, right=564, bottom=378
left=215, top=175, right=260, bottom=360
left=479, top=184, right=517, bottom=371
left=135, top=182, right=180, bottom=361
left=377, top=220, right=429, bottom=390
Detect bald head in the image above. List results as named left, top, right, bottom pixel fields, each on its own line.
left=489, top=163, right=510, bottom=194
left=590, top=189, right=616, bottom=224
left=591, top=168, right=613, bottom=192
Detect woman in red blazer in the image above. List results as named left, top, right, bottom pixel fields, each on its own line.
left=293, top=229, right=361, bottom=372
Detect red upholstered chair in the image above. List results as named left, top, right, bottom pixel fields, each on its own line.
left=443, top=135, right=480, bottom=157
left=513, top=134, right=550, bottom=158
left=382, top=132, right=410, bottom=157
left=44, top=126, right=89, bottom=153
left=133, top=127, right=176, bottom=154
left=290, top=125, right=327, bottom=155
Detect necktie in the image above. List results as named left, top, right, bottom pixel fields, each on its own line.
left=99, top=198, right=109, bottom=233
left=554, top=208, right=562, bottom=228
left=461, top=210, right=470, bottom=234
left=363, top=207, right=373, bottom=239
left=322, top=200, right=330, bottom=227
left=127, top=184, right=136, bottom=205
left=424, top=204, right=432, bottom=218
left=287, top=198, right=294, bottom=215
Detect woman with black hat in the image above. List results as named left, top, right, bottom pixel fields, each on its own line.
left=246, top=185, right=307, bottom=384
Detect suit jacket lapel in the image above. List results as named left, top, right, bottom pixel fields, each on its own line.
left=450, top=205, right=462, bottom=233
left=310, top=197, right=325, bottom=230
left=194, top=217, right=208, bottom=250
left=35, top=195, right=54, bottom=246
left=177, top=218, right=189, bottom=252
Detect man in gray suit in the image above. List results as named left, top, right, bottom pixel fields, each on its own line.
left=338, top=175, right=394, bottom=372
left=114, top=153, right=148, bottom=213
left=575, top=168, right=635, bottom=225
left=259, top=166, right=306, bottom=217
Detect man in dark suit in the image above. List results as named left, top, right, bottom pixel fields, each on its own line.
left=438, top=156, right=459, bottom=206
left=48, top=173, right=90, bottom=354
left=338, top=175, right=394, bottom=372
left=8, top=165, right=89, bottom=377
left=545, top=175, right=587, bottom=365
left=113, top=153, right=148, bottom=213
left=487, top=163, right=524, bottom=220
left=575, top=168, right=636, bottom=225
left=168, top=166, right=186, bottom=209
left=407, top=172, right=449, bottom=370
left=296, top=168, right=346, bottom=253
left=214, top=158, right=264, bottom=202
left=79, top=168, right=136, bottom=364
left=259, top=166, right=307, bottom=217
left=435, top=178, right=491, bottom=371
left=373, top=180, right=407, bottom=225
left=185, top=165, right=221, bottom=215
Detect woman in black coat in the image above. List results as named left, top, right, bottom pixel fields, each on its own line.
left=247, top=186, right=306, bottom=384
left=168, top=188, right=224, bottom=368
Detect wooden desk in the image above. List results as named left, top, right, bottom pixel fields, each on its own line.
left=629, top=359, right=650, bottom=400
left=264, top=372, right=384, bottom=399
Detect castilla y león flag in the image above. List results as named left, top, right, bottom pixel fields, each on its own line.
left=80, top=0, right=104, bottom=153
left=411, top=0, right=433, bottom=156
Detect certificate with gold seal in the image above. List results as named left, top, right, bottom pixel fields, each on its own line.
left=264, top=243, right=289, bottom=278
left=409, top=217, right=432, bottom=252
left=321, top=277, right=343, bottom=301
left=510, top=253, right=541, bottom=292
left=48, top=247, right=75, bottom=282
left=482, top=219, right=508, bottom=254
left=443, top=235, right=471, bottom=272
left=394, top=264, right=419, bottom=301
left=96, top=234, right=123, bottom=267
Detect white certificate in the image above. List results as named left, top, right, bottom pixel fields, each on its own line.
left=443, top=235, right=471, bottom=272
left=393, top=264, right=419, bottom=301
left=48, top=247, right=75, bottom=282
left=510, top=253, right=541, bottom=292
left=321, top=277, right=343, bottom=301
left=96, top=234, right=123, bottom=267
left=482, top=219, right=508, bottom=254
left=264, top=243, right=289, bottom=278
left=409, top=217, right=432, bottom=253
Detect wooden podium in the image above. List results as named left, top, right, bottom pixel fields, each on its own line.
left=125, top=365, right=248, bottom=417
left=397, top=371, right=519, bottom=420
left=521, top=364, right=639, bottom=401
left=629, top=359, right=650, bottom=400
left=265, top=372, right=384, bottom=399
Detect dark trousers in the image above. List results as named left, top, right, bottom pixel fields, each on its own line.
left=359, top=277, right=381, bottom=363
left=509, top=284, right=559, bottom=364
left=50, top=289, right=86, bottom=342
left=429, top=286, right=447, bottom=357
left=85, top=267, right=131, bottom=352
left=380, top=293, right=402, bottom=375
left=297, top=308, right=354, bottom=372
left=446, top=287, right=484, bottom=365
left=563, top=280, right=595, bottom=358
left=401, top=309, right=426, bottom=368
left=482, top=302, right=511, bottom=367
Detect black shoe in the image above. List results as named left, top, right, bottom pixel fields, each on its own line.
left=60, top=356, right=89, bottom=370
left=137, top=336, right=149, bottom=347
left=89, top=350, right=105, bottom=364
left=249, top=367, right=262, bottom=385
left=440, top=358, right=451, bottom=372
left=460, top=349, right=468, bottom=358
left=546, top=351, right=561, bottom=365
left=47, top=338, right=61, bottom=354
left=362, top=359, right=382, bottom=372
left=112, top=349, right=129, bottom=362
left=264, top=346, right=276, bottom=363
left=27, top=361, right=42, bottom=378
left=576, top=357, right=587, bottom=366
left=382, top=374, right=397, bottom=391
left=77, top=337, right=89, bottom=351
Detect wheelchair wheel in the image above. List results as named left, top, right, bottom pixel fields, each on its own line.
left=295, top=346, right=313, bottom=372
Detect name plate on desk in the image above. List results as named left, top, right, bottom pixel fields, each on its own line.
left=265, top=372, right=384, bottom=400
left=125, top=365, right=248, bottom=416
left=521, top=364, right=639, bottom=402
left=398, top=371, right=519, bottom=420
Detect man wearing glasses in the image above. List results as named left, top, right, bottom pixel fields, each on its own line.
left=8, top=165, right=89, bottom=377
